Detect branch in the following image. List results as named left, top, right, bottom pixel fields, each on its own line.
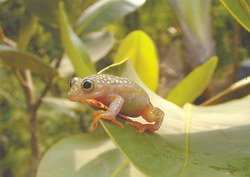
left=0, top=27, right=17, bottom=47
left=15, top=70, right=35, bottom=107
left=33, top=56, right=63, bottom=111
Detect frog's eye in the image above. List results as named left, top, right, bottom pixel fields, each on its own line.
left=82, top=79, right=94, bottom=92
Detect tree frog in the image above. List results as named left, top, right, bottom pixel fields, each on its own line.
left=68, top=74, right=164, bottom=133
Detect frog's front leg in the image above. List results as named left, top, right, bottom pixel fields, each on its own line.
left=88, top=95, right=124, bottom=131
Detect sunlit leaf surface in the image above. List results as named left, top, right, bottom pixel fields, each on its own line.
left=166, top=56, right=218, bottom=107
left=99, top=60, right=250, bottom=177
left=114, top=30, right=159, bottom=91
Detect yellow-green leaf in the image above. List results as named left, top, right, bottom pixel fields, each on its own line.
left=58, top=2, right=96, bottom=77
left=167, top=56, right=218, bottom=107
left=114, top=30, right=159, bottom=91
left=220, top=0, right=250, bottom=32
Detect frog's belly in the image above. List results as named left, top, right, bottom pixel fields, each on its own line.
left=120, top=96, right=149, bottom=117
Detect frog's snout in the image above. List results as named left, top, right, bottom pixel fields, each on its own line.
left=68, top=89, right=79, bottom=102
left=68, top=88, right=86, bottom=102
left=68, top=91, right=76, bottom=101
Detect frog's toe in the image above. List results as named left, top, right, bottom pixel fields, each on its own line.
left=111, top=118, right=124, bottom=127
left=88, top=122, right=98, bottom=132
left=126, top=120, right=157, bottom=133
left=91, top=112, right=124, bottom=129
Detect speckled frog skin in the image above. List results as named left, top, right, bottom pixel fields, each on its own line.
left=68, top=74, right=164, bottom=132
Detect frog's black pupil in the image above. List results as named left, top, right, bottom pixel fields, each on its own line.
left=83, top=81, right=92, bottom=89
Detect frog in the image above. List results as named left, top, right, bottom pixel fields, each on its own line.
left=68, top=74, right=164, bottom=133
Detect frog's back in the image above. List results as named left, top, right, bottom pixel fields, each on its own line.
left=92, top=74, right=150, bottom=117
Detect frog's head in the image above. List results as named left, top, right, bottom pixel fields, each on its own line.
left=68, top=76, right=103, bottom=102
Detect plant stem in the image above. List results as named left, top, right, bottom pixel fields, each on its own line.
left=16, top=55, right=62, bottom=176
left=201, top=76, right=250, bottom=105
left=16, top=70, right=39, bottom=177
left=16, top=12, right=41, bottom=177
left=29, top=110, right=39, bottom=177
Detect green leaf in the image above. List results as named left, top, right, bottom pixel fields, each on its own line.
left=114, top=30, right=159, bottom=91
left=58, top=2, right=96, bottom=77
left=17, top=10, right=38, bottom=50
left=0, top=45, right=58, bottom=80
left=82, top=30, right=114, bottom=62
left=37, top=133, right=128, bottom=177
left=166, top=56, right=218, bottom=107
left=220, top=0, right=250, bottom=32
left=76, top=0, right=146, bottom=34
left=99, top=60, right=250, bottom=177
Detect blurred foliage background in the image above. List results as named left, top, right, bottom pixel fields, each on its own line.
left=0, top=0, right=249, bottom=177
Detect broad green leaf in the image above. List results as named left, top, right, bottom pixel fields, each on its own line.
left=0, top=45, right=58, bottom=80
left=82, top=30, right=114, bottom=62
left=58, top=2, right=96, bottom=77
left=76, top=0, right=146, bottom=34
left=114, top=30, right=159, bottom=91
left=98, top=60, right=250, bottom=177
left=220, top=0, right=250, bottom=32
left=166, top=56, right=218, bottom=107
left=37, top=133, right=128, bottom=177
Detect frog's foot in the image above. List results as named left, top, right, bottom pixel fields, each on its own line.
left=92, top=110, right=106, bottom=118
left=87, top=110, right=106, bottom=132
left=88, top=112, right=123, bottom=132
left=125, top=120, right=157, bottom=133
